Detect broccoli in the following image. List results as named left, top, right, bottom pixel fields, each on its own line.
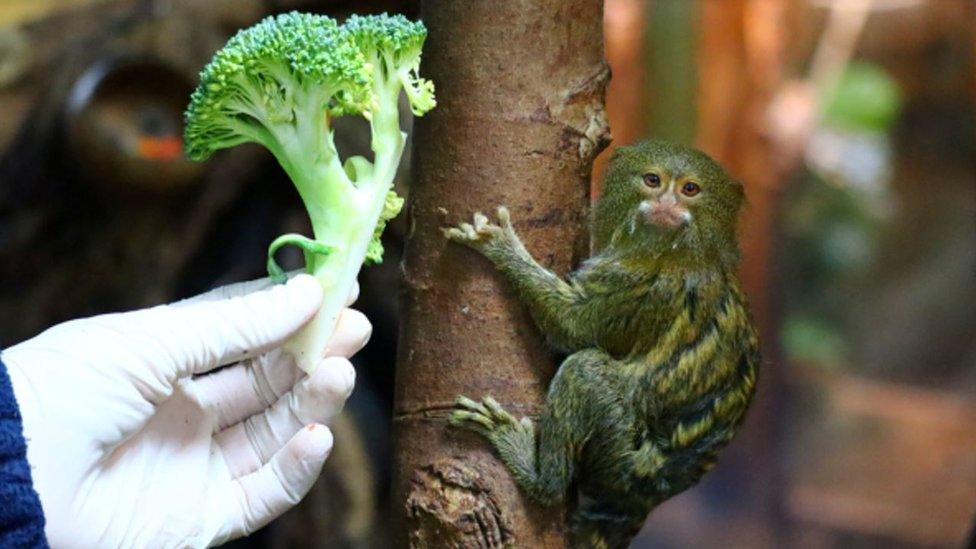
left=184, top=12, right=435, bottom=372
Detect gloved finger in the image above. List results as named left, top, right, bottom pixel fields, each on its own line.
left=193, top=350, right=298, bottom=431
left=175, top=274, right=359, bottom=308
left=133, top=274, right=323, bottom=382
left=322, top=308, right=371, bottom=358
left=213, top=424, right=332, bottom=544
left=195, top=309, right=370, bottom=430
left=345, top=281, right=360, bottom=306
left=171, top=276, right=280, bottom=307
left=215, top=357, right=354, bottom=479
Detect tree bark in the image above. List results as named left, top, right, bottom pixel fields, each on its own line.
left=392, top=1, right=610, bottom=547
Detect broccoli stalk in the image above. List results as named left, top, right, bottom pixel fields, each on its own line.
left=184, top=12, right=435, bottom=372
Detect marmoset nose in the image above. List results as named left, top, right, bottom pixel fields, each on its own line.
left=659, top=192, right=677, bottom=207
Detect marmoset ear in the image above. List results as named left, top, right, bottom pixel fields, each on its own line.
left=730, top=179, right=746, bottom=207
left=608, top=145, right=629, bottom=163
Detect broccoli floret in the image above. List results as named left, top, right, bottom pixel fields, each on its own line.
left=344, top=13, right=437, bottom=118
left=184, top=12, right=435, bottom=372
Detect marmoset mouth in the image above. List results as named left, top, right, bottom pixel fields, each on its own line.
left=646, top=207, right=689, bottom=229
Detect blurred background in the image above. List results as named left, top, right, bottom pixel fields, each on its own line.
left=0, top=0, right=972, bottom=547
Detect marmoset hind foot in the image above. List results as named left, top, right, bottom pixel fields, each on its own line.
left=445, top=141, right=760, bottom=549
left=450, top=395, right=559, bottom=506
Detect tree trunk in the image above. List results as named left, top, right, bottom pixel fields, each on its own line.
left=392, top=1, right=610, bottom=547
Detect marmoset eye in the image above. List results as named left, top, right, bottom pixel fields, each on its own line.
left=642, top=173, right=661, bottom=188
left=681, top=182, right=701, bottom=197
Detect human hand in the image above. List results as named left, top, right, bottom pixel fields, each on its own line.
left=2, top=274, right=371, bottom=548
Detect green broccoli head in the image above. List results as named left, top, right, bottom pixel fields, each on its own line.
left=183, top=12, right=371, bottom=162
left=183, top=11, right=434, bottom=372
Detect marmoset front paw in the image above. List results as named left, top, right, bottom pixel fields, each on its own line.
left=442, top=207, right=518, bottom=256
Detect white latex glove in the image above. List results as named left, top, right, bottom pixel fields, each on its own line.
left=2, top=274, right=371, bottom=548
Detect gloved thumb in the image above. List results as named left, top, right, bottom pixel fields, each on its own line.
left=214, top=424, right=333, bottom=544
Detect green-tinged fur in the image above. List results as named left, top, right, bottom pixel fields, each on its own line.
left=445, top=140, right=760, bottom=548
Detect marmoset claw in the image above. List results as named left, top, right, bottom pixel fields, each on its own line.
left=473, top=212, right=490, bottom=231
left=496, top=206, right=512, bottom=228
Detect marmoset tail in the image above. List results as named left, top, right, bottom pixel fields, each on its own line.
left=445, top=140, right=760, bottom=548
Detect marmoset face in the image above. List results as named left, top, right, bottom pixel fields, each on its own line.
left=635, top=170, right=702, bottom=230
left=593, top=140, right=744, bottom=254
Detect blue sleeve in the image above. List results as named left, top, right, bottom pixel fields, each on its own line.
left=0, top=356, right=49, bottom=548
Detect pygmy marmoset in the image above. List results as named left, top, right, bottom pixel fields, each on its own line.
left=444, top=140, right=760, bottom=548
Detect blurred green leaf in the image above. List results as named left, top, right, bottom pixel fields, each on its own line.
left=782, top=314, right=850, bottom=367
left=821, top=62, right=902, bottom=133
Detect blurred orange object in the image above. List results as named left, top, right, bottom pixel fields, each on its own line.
left=137, top=136, right=183, bottom=161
